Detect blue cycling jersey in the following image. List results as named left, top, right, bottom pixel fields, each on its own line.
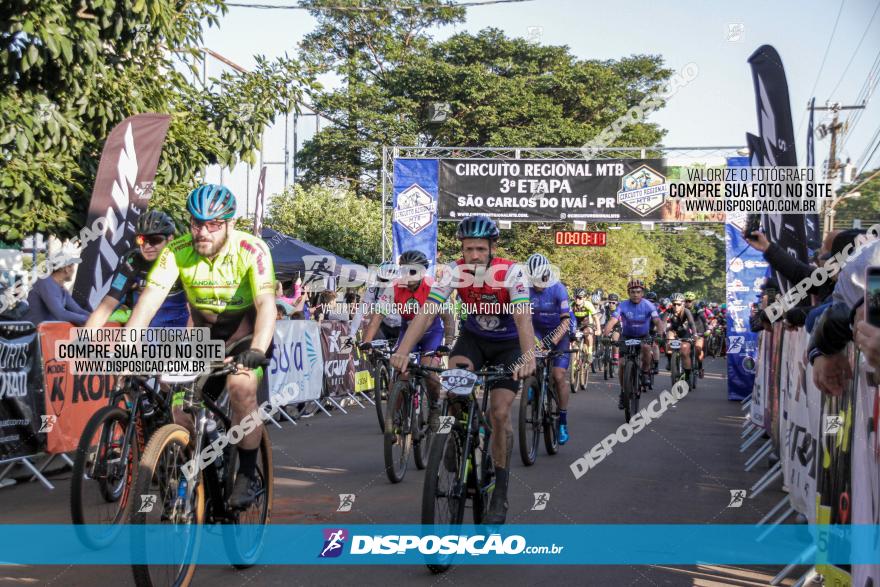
left=612, top=299, right=658, bottom=338
left=529, top=282, right=570, bottom=337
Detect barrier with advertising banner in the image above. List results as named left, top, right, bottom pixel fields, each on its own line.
left=320, top=321, right=356, bottom=398
left=38, top=322, right=117, bottom=454
left=0, top=322, right=44, bottom=461
left=267, top=320, right=324, bottom=405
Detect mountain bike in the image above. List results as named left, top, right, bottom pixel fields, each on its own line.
left=381, top=347, right=446, bottom=483
left=668, top=336, right=698, bottom=391
left=130, top=361, right=273, bottom=587
left=567, top=330, right=588, bottom=393
left=620, top=337, right=652, bottom=424
left=421, top=364, right=508, bottom=574
left=519, top=347, right=577, bottom=466
left=360, top=339, right=392, bottom=433
left=70, top=375, right=171, bottom=548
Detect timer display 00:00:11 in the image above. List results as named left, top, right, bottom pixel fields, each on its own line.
left=554, top=231, right=607, bottom=246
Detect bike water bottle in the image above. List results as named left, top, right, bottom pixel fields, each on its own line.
left=177, top=477, right=188, bottom=500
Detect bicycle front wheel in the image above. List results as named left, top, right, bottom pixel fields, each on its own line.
left=131, top=424, right=205, bottom=587
left=543, top=382, right=560, bottom=455
left=622, top=361, right=637, bottom=424
left=413, top=383, right=431, bottom=470
left=70, top=405, right=136, bottom=548
left=374, top=363, right=389, bottom=433
left=384, top=381, right=412, bottom=483
left=421, top=427, right=467, bottom=574
left=518, top=376, right=540, bottom=466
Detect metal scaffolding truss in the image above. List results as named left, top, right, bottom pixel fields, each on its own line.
left=380, top=145, right=746, bottom=258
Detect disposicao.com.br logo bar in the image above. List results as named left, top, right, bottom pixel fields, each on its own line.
left=5, top=525, right=878, bottom=565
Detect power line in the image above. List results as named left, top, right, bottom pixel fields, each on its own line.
left=226, top=0, right=536, bottom=10
left=827, top=0, right=880, bottom=98
left=795, top=0, right=847, bottom=142
left=836, top=49, right=880, bottom=156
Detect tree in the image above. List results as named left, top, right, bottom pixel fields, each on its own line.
left=265, top=185, right=383, bottom=266
left=1, top=0, right=312, bottom=240
left=832, top=168, right=880, bottom=230
left=647, top=225, right=725, bottom=300
left=297, top=12, right=672, bottom=195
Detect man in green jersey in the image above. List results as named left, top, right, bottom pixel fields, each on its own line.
left=127, top=184, right=276, bottom=509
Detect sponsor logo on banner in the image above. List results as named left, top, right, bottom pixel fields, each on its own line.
left=730, top=258, right=744, bottom=273
left=616, top=165, right=667, bottom=216
left=727, top=279, right=750, bottom=292
left=744, top=260, right=768, bottom=269
left=319, top=529, right=348, bottom=558
left=393, top=184, right=436, bottom=235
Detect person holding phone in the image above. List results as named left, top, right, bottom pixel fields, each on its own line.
left=854, top=265, right=880, bottom=370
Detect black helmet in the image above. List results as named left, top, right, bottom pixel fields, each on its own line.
left=455, top=214, right=499, bottom=241
left=607, top=293, right=619, bottom=302
left=573, top=287, right=587, bottom=298
left=136, top=210, right=176, bottom=236
left=645, top=291, right=658, bottom=302
left=398, top=249, right=429, bottom=269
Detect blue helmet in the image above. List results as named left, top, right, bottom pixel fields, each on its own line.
left=456, top=214, right=499, bottom=241
left=186, top=184, right=236, bottom=221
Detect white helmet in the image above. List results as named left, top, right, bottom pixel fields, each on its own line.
left=527, top=253, right=556, bottom=286
left=375, top=261, right=398, bottom=283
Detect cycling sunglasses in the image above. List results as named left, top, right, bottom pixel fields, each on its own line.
left=136, top=234, right=168, bottom=246
left=190, top=218, right=227, bottom=233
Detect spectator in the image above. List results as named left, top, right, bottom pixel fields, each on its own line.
left=810, top=239, right=880, bottom=395
left=275, top=298, right=294, bottom=320
left=314, top=290, right=349, bottom=322
left=24, top=249, right=90, bottom=326
left=854, top=318, right=880, bottom=371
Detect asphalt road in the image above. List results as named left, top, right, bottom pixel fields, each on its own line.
left=0, top=356, right=799, bottom=586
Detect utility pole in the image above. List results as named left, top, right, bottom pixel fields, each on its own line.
left=812, top=102, right=865, bottom=232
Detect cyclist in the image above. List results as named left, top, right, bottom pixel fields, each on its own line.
left=603, top=293, right=622, bottom=365
left=390, top=214, right=535, bottom=525
left=85, top=211, right=189, bottom=328
left=684, top=291, right=707, bottom=377
left=350, top=261, right=403, bottom=343
left=378, top=249, right=452, bottom=430
left=127, top=184, right=277, bottom=510
left=601, top=278, right=665, bottom=410
left=665, top=293, right=698, bottom=381
left=526, top=254, right=573, bottom=445
left=571, top=288, right=601, bottom=362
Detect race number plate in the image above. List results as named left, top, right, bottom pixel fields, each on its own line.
left=440, top=369, right=479, bottom=396
left=669, top=339, right=682, bottom=349
left=624, top=339, right=642, bottom=346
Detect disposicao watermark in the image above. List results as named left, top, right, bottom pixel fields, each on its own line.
left=569, top=380, right=689, bottom=479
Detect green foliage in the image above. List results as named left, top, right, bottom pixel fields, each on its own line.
left=297, top=1, right=671, bottom=196
left=832, top=168, right=880, bottom=230
left=1, top=0, right=313, bottom=240
left=648, top=225, right=725, bottom=300
left=264, top=184, right=383, bottom=265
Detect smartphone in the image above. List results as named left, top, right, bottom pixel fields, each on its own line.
left=742, top=214, right=761, bottom=240
left=866, top=266, right=880, bottom=327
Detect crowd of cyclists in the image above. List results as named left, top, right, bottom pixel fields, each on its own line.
left=24, top=183, right=728, bottom=583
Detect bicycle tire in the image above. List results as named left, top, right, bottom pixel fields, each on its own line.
left=374, top=364, right=389, bottom=433
left=671, top=352, right=681, bottom=387
left=413, top=383, right=430, bottom=471
left=384, top=381, right=412, bottom=483
left=568, top=353, right=579, bottom=393
left=518, top=376, right=540, bottom=466
left=421, top=428, right=466, bottom=574
left=70, top=405, right=136, bottom=548
left=629, top=370, right=641, bottom=420
left=131, top=424, right=205, bottom=587
left=579, top=349, right=590, bottom=391
left=222, top=427, right=274, bottom=569
left=543, top=381, right=560, bottom=455
left=623, top=361, right=636, bottom=423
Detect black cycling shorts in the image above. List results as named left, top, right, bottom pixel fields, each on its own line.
left=450, top=328, right=522, bottom=393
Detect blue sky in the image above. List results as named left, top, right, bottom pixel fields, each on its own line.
left=198, top=0, right=880, bottom=210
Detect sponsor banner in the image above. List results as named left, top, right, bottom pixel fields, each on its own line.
left=0, top=524, right=874, bottom=565
left=392, top=159, right=439, bottom=270
left=780, top=329, right=818, bottom=519
left=72, top=114, right=172, bottom=311
left=268, top=320, right=323, bottom=405
left=0, top=322, right=44, bottom=459
left=320, top=321, right=355, bottom=398
left=438, top=158, right=677, bottom=222
left=39, top=322, right=118, bottom=454
left=725, top=219, right=765, bottom=400
left=750, top=330, right=767, bottom=429
left=747, top=45, right=812, bottom=292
